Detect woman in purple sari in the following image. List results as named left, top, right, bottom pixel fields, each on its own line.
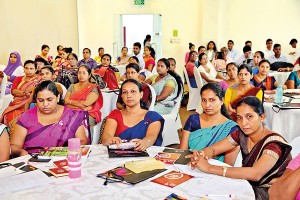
left=2, top=52, right=24, bottom=94
left=10, top=80, right=89, bottom=157
left=102, top=79, right=164, bottom=151
left=187, top=96, right=292, bottom=200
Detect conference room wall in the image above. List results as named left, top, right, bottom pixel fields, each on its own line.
left=77, top=0, right=202, bottom=77
left=0, top=0, right=79, bottom=65
left=200, top=0, right=300, bottom=55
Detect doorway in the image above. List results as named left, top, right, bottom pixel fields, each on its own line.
left=113, top=14, right=162, bottom=60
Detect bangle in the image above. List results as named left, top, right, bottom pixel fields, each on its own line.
left=222, top=166, right=228, bottom=177
left=145, top=138, right=151, bottom=147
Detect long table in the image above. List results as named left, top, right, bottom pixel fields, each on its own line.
left=0, top=145, right=255, bottom=200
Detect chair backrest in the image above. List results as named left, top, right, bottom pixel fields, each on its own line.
left=289, top=136, right=300, bottom=158
left=169, top=87, right=183, bottom=115
left=194, top=67, right=204, bottom=90
left=56, top=82, right=67, bottom=100
left=0, top=64, right=6, bottom=71
left=147, top=84, right=156, bottom=111
left=183, top=67, right=192, bottom=89
left=140, top=69, right=153, bottom=80
left=0, top=73, right=8, bottom=99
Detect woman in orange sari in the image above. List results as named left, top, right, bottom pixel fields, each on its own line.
left=64, top=64, right=103, bottom=126
left=1, top=60, right=40, bottom=134
left=143, top=46, right=156, bottom=72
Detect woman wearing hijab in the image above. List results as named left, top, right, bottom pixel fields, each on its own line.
left=2, top=52, right=24, bottom=94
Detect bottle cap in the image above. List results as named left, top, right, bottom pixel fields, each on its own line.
left=68, top=138, right=80, bottom=151
left=277, top=84, right=282, bottom=88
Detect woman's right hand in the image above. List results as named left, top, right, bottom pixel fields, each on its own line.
left=104, top=137, right=122, bottom=146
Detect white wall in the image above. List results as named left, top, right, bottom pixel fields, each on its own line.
left=77, top=0, right=202, bottom=76
left=0, top=0, right=78, bottom=65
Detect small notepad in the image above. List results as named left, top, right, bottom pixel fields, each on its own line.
left=125, top=158, right=165, bottom=173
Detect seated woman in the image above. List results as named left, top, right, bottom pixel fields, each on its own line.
left=143, top=46, right=156, bottom=72
left=2, top=52, right=24, bottom=94
left=252, top=60, right=287, bottom=90
left=116, top=47, right=130, bottom=65
left=269, top=153, right=300, bottom=200
left=1, top=60, right=40, bottom=134
left=285, top=68, right=300, bottom=89
left=224, top=64, right=263, bottom=120
left=187, top=96, right=292, bottom=200
left=198, top=53, right=224, bottom=84
left=120, top=56, right=146, bottom=82
left=252, top=51, right=265, bottom=75
left=218, top=62, right=239, bottom=91
left=0, top=124, right=10, bottom=162
left=185, top=43, right=195, bottom=64
left=185, top=51, right=198, bottom=88
left=145, top=58, right=183, bottom=115
left=116, top=63, right=151, bottom=110
left=180, top=83, right=239, bottom=164
left=24, top=66, right=64, bottom=111
left=56, top=52, right=79, bottom=89
left=10, top=81, right=89, bottom=156
left=35, top=44, right=53, bottom=64
left=102, top=79, right=164, bottom=151
left=65, top=65, right=103, bottom=126
left=205, top=41, right=217, bottom=62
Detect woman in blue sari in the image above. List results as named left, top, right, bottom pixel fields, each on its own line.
left=180, top=83, right=239, bottom=165
left=102, top=79, right=164, bottom=151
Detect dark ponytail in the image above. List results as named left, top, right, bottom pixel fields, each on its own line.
left=158, top=58, right=183, bottom=100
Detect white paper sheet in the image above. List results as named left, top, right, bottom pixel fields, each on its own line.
left=0, top=170, right=52, bottom=195
left=0, top=166, right=23, bottom=179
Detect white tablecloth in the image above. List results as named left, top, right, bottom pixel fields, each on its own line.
left=0, top=146, right=255, bottom=200
left=264, top=102, right=300, bottom=142
left=269, top=71, right=291, bottom=85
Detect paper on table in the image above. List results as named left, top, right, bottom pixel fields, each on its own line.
left=0, top=166, right=23, bottom=179
left=0, top=170, right=52, bottom=195
left=291, top=99, right=300, bottom=103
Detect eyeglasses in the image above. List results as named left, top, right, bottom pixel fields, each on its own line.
left=190, top=54, right=198, bottom=57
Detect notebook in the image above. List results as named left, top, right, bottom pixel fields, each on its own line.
left=107, top=146, right=149, bottom=158
left=163, top=148, right=192, bottom=165
left=97, top=165, right=166, bottom=184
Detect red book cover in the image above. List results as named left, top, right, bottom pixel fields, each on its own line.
left=53, top=159, right=68, bottom=169
left=155, top=152, right=181, bottom=164
left=49, top=168, right=69, bottom=177
left=151, top=170, right=193, bottom=188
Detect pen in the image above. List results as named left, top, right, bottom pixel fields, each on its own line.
left=203, top=194, right=235, bottom=198
left=15, top=163, right=27, bottom=171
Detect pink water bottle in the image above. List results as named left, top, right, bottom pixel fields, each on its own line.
left=68, top=138, right=82, bottom=179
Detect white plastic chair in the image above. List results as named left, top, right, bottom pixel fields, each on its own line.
left=0, top=73, right=7, bottom=99
left=194, top=67, right=204, bottom=114
left=147, top=84, right=156, bottom=111
left=140, top=69, right=153, bottom=80
left=289, top=136, right=300, bottom=158
left=0, top=64, right=6, bottom=71
left=161, top=89, right=183, bottom=146
left=56, top=82, right=67, bottom=100
left=91, top=122, right=102, bottom=145
left=183, top=67, right=200, bottom=111
left=0, top=74, right=13, bottom=117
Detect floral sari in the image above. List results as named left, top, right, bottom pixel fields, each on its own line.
left=17, top=106, right=90, bottom=153
left=1, top=75, right=40, bottom=134
left=69, top=83, right=103, bottom=124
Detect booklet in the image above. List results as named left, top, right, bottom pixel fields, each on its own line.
left=164, top=193, right=187, bottom=200
left=273, top=102, right=300, bottom=109
left=97, top=165, right=166, bottom=185
left=151, top=170, right=194, bottom=188
left=155, top=152, right=181, bottom=164
left=38, top=146, right=91, bottom=159
left=107, top=146, right=149, bottom=158
left=163, top=148, right=192, bottom=165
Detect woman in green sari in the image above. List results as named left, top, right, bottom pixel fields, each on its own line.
left=180, top=83, right=239, bottom=165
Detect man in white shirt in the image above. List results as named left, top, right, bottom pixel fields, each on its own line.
left=133, top=42, right=145, bottom=69
left=268, top=44, right=288, bottom=64
left=236, top=45, right=253, bottom=66
left=227, top=40, right=240, bottom=62
left=264, top=38, right=274, bottom=59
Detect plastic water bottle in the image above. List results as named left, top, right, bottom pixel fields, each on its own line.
left=68, top=138, right=82, bottom=179
left=275, top=84, right=283, bottom=104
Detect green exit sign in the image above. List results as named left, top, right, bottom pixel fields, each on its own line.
left=134, top=0, right=144, bottom=5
